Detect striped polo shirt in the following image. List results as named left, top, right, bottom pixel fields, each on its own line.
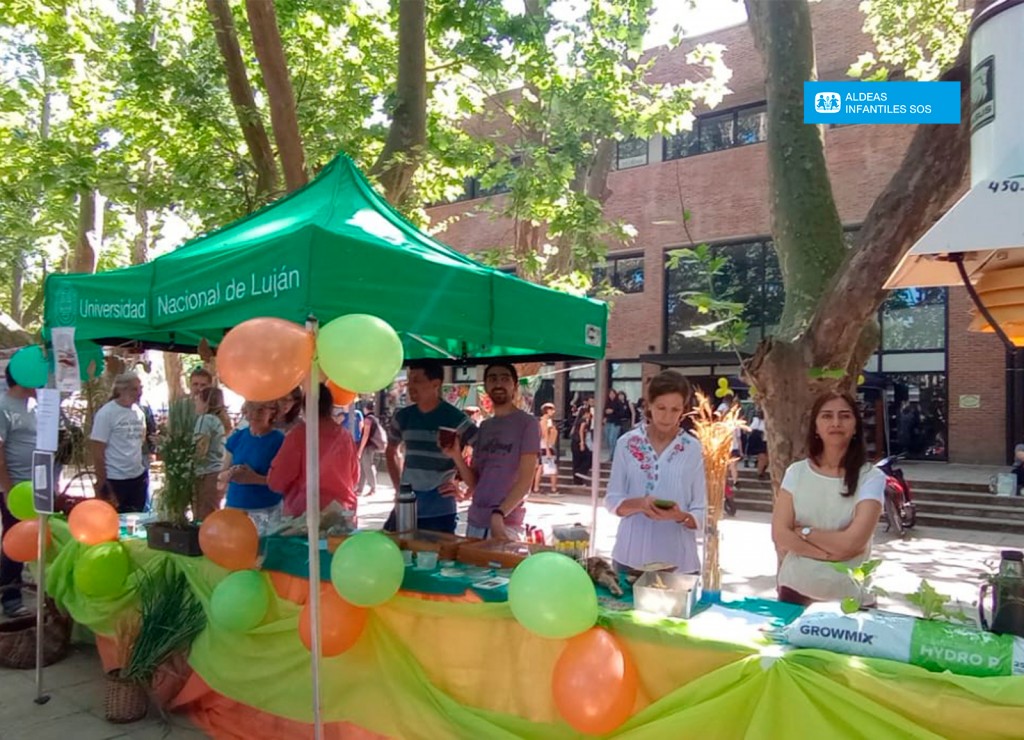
left=388, top=401, right=476, bottom=517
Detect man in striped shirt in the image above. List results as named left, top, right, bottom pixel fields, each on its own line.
left=384, top=360, right=476, bottom=533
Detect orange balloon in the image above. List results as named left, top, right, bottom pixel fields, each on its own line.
left=326, top=380, right=357, bottom=407
left=552, top=628, right=637, bottom=735
left=298, top=586, right=368, bottom=657
left=68, top=499, right=120, bottom=545
left=199, top=508, right=259, bottom=571
left=3, top=519, right=51, bottom=563
left=218, top=318, right=314, bottom=402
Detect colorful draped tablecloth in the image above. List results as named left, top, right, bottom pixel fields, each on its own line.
left=44, top=521, right=1024, bottom=739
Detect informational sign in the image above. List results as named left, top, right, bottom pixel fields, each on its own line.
left=35, top=388, right=60, bottom=453
left=50, top=326, right=81, bottom=393
left=959, top=394, right=981, bottom=409
left=32, top=451, right=54, bottom=515
left=971, top=56, right=995, bottom=132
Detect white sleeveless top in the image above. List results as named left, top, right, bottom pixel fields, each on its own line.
left=777, top=459, right=885, bottom=601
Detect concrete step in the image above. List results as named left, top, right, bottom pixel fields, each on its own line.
left=915, top=512, right=1024, bottom=535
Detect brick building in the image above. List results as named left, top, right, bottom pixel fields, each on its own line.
left=425, top=0, right=1008, bottom=465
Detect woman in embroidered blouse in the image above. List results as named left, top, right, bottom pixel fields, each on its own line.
left=606, top=371, right=706, bottom=575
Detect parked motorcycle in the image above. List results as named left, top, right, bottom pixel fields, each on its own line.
left=876, top=454, right=916, bottom=535
left=723, top=480, right=737, bottom=517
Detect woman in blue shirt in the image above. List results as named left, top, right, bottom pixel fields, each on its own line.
left=605, top=371, right=706, bottom=575
left=219, top=401, right=286, bottom=513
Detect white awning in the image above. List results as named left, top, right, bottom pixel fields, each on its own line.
left=885, top=176, right=1024, bottom=289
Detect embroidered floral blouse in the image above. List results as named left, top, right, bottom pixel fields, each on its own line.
left=605, top=425, right=707, bottom=573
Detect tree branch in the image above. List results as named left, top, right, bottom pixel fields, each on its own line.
left=807, top=0, right=994, bottom=364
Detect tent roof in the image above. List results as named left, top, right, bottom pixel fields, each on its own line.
left=43, top=153, right=606, bottom=362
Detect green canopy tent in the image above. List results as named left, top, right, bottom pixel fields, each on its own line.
left=42, top=152, right=610, bottom=739
left=42, top=153, right=606, bottom=363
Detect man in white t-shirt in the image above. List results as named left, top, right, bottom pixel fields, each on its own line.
left=90, top=372, right=148, bottom=512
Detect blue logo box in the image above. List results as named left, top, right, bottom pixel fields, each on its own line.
left=804, top=81, right=960, bottom=124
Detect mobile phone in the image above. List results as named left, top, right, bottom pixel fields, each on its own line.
left=653, top=499, right=675, bottom=510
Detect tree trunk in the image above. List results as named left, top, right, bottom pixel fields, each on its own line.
left=244, top=0, right=307, bottom=192
left=72, top=189, right=100, bottom=274
left=745, top=0, right=845, bottom=338
left=743, top=0, right=991, bottom=492
left=11, top=254, right=23, bottom=324
left=370, top=0, right=426, bottom=205
left=164, top=351, right=184, bottom=404
left=207, top=0, right=279, bottom=199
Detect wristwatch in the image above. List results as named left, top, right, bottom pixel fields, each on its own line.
left=492, top=507, right=507, bottom=519
left=800, top=526, right=813, bottom=540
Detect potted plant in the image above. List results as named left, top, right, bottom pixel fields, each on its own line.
left=105, top=563, right=206, bottom=723
left=147, top=398, right=203, bottom=555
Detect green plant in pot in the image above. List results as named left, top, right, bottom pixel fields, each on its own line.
left=106, top=563, right=206, bottom=723
left=147, top=399, right=203, bottom=555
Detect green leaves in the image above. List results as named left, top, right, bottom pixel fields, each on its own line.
left=906, top=579, right=971, bottom=623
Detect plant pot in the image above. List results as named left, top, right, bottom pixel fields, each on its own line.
left=146, top=522, right=202, bottom=557
left=104, top=669, right=148, bottom=723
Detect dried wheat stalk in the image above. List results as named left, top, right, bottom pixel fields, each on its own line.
left=689, top=392, right=743, bottom=595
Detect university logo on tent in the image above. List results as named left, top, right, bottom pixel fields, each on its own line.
left=814, top=92, right=842, bottom=114
left=55, top=284, right=78, bottom=326
left=585, top=324, right=602, bottom=347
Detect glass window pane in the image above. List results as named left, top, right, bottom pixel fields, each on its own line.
left=886, top=372, right=947, bottom=461
left=612, top=257, right=644, bottom=293
left=617, top=138, right=648, bottom=169
left=699, top=113, right=734, bottom=153
left=735, top=106, right=767, bottom=145
left=665, top=254, right=709, bottom=353
left=713, top=242, right=764, bottom=353
left=881, top=288, right=947, bottom=351
left=664, top=129, right=699, bottom=160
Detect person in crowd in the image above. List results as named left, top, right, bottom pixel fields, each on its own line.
left=571, top=401, right=594, bottom=485
left=274, top=387, right=304, bottom=434
left=603, top=387, right=622, bottom=459
left=533, top=402, right=560, bottom=494
left=219, top=401, right=286, bottom=513
left=748, top=407, right=769, bottom=480
left=268, top=383, right=359, bottom=518
left=615, top=390, right=635, bottom=431
left=605, top=371, right=706, bottom=576
left=1011, top=437, right=1024, bottom=491
left=440, top=363, right=540, bottom=540
left=385, top=360, right=476, bottom=533
left=337, top=401, right=364, bottom=446
left=0, top=367, right=37, bottom=617
left=356, top=401, right=385, bottom=496
left=772, top=392, right=885, bottom=606
left=91, top=372, right=148, bottom=513
left=192, top=387, right=227, bottom=520
left=189, top=367, right=213, bottom=397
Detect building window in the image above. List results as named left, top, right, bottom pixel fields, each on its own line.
left=663, top=102, right=768, bottom=161
left=735, top=105, right=767, bottom=145
left=881, top=288, right=947, bottom=351
left=610, top=362, right=643, bottom=412
left=593, top=254, right=645, bottom=294
left=616, top=138, right=648, bottom=169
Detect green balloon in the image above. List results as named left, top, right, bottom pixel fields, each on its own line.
left=74, top=542, right=130, bottom=598
left=508, top=552, right=598, bottom=639
left=8, top=346, right=49, bottom=389
left=317, top=314, right=404, bottom=393
left=330, top=532, right=405, bottom=607
left=211, top=570, right=270, bottom=632
left=6, top=481, right=36, bottom=521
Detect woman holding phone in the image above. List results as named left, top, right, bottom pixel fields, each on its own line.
left=605, top=371, right=706, bottom=576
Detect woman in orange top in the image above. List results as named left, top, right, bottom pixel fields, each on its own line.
left=267, top=383, right=360, bottom=519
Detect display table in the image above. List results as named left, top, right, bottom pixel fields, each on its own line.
left=44, top=522, right=1024, bottom=739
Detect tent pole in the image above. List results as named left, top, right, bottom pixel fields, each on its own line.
left=589, top=362, right=606, bottom=557
left=303, top=317, right=323, bottom=740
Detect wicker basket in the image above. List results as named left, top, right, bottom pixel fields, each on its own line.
left=104, top=669, right=149, bottom=723
left=0, top=583, right=71, bottom=670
